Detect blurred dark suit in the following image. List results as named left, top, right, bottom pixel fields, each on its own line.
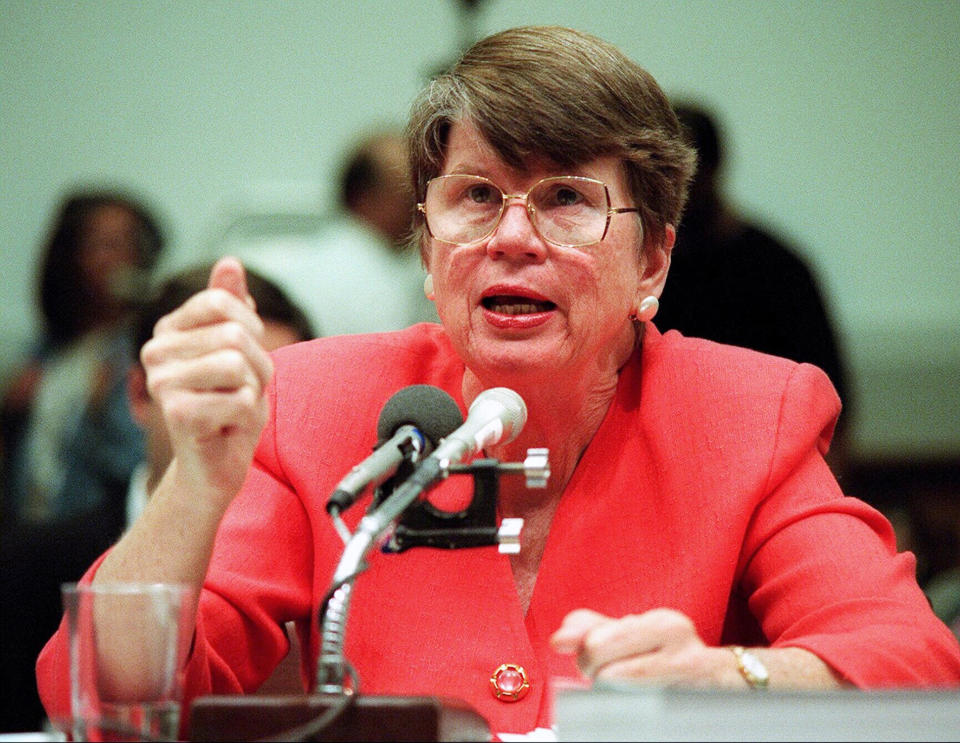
left=0, top=488, right=126, bottom=732
left=658, top=104, right=850, bottom=461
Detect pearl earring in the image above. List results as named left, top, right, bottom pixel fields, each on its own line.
left=423, top=273, right=435, bottom=301
left=635, top=296, right=659, bottom=323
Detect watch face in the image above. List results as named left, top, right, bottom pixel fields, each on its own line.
left=742, top=652, right=769, bottom=683
left=731, top=646, right=769, bottom=689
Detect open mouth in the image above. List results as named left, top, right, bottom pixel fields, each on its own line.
left=482, top=295, right=556, bottom=315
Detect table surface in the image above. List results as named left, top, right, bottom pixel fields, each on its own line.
left=554, top=684, right=960, bottom=742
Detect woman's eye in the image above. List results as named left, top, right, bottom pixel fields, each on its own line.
left=466, top=184, right=496, bottom=204
left=554, top=187, right=581, bottom=206
left=540, top=185, right=585, bottom=208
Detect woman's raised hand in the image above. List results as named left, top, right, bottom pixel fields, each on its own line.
left=140, top=256, right=274, bottom=509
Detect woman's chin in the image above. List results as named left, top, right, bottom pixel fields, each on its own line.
left=466, top=335, right=571, bottom=379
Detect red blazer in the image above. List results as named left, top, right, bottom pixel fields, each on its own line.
left=38, top=324, right=960, bottom=736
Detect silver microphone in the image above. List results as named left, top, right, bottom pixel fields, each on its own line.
left=430, top=387, right=527, bottom=465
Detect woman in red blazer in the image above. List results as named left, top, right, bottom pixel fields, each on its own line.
left=38, top=26, right=960, bottom=739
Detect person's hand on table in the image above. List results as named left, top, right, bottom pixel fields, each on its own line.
left=550, top=608, right=744, bottom=687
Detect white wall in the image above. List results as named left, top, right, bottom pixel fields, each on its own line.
left=2, top=0, right=958, bottom=459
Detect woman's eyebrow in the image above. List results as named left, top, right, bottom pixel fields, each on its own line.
left=442, top=162, right=494, bottom=178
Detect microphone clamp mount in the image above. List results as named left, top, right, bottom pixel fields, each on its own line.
left=381, top=447, right=550, bottom=554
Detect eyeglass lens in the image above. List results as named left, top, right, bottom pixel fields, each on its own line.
left=424, top=175, right=611, bottom=247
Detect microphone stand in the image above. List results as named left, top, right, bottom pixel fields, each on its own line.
left=190, top=449, right=549, bottom=742
left=316, top=448, right=548, bottom=694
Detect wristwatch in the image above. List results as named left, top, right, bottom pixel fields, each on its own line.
left=729, top=645, right=769, bottom=689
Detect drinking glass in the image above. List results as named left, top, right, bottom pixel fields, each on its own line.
left=62, top=582, right=194, bottom=742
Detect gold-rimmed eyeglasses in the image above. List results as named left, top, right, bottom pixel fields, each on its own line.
left=417, top=174, right=640, bottom=248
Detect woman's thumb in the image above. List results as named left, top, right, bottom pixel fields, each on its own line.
left=208, top=256, right=255, bottom=309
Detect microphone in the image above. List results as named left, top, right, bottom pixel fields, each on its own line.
left=431, top=387, right=527, bottom=466
left=359, top=387, right=527, bottom=534
left=326, top=385, right=463, bottom=515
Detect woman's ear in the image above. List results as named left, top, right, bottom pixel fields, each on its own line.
left=421, top=243, right=432, bottom=274
left=638, top=223, right=675, bottom=299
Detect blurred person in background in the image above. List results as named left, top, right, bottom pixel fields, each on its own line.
left=0, top=188, right=164, bottom=733
left=235, top=129, right=438, bottom=337
left=0, top=189, right=165, bottom=526
left=656, top=104, right=851, bottom=472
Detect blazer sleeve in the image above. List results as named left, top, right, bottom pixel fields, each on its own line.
left=35, top=380, right=317, bottom=728
left=736, top=363, right=960, bottom=686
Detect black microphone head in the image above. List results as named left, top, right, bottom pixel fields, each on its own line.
left=377, top=384, right=463, bottom=451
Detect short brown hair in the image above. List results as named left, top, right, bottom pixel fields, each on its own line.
left=406, top=26, right=696, bottom=255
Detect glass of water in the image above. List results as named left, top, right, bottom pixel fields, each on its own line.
left=62, top=582, right=194, bottom=741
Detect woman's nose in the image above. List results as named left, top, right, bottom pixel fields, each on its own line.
left=485, top=199, right=548, bottom=262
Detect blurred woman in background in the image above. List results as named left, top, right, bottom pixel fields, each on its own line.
left=1, top=189, right=164, bottom=525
